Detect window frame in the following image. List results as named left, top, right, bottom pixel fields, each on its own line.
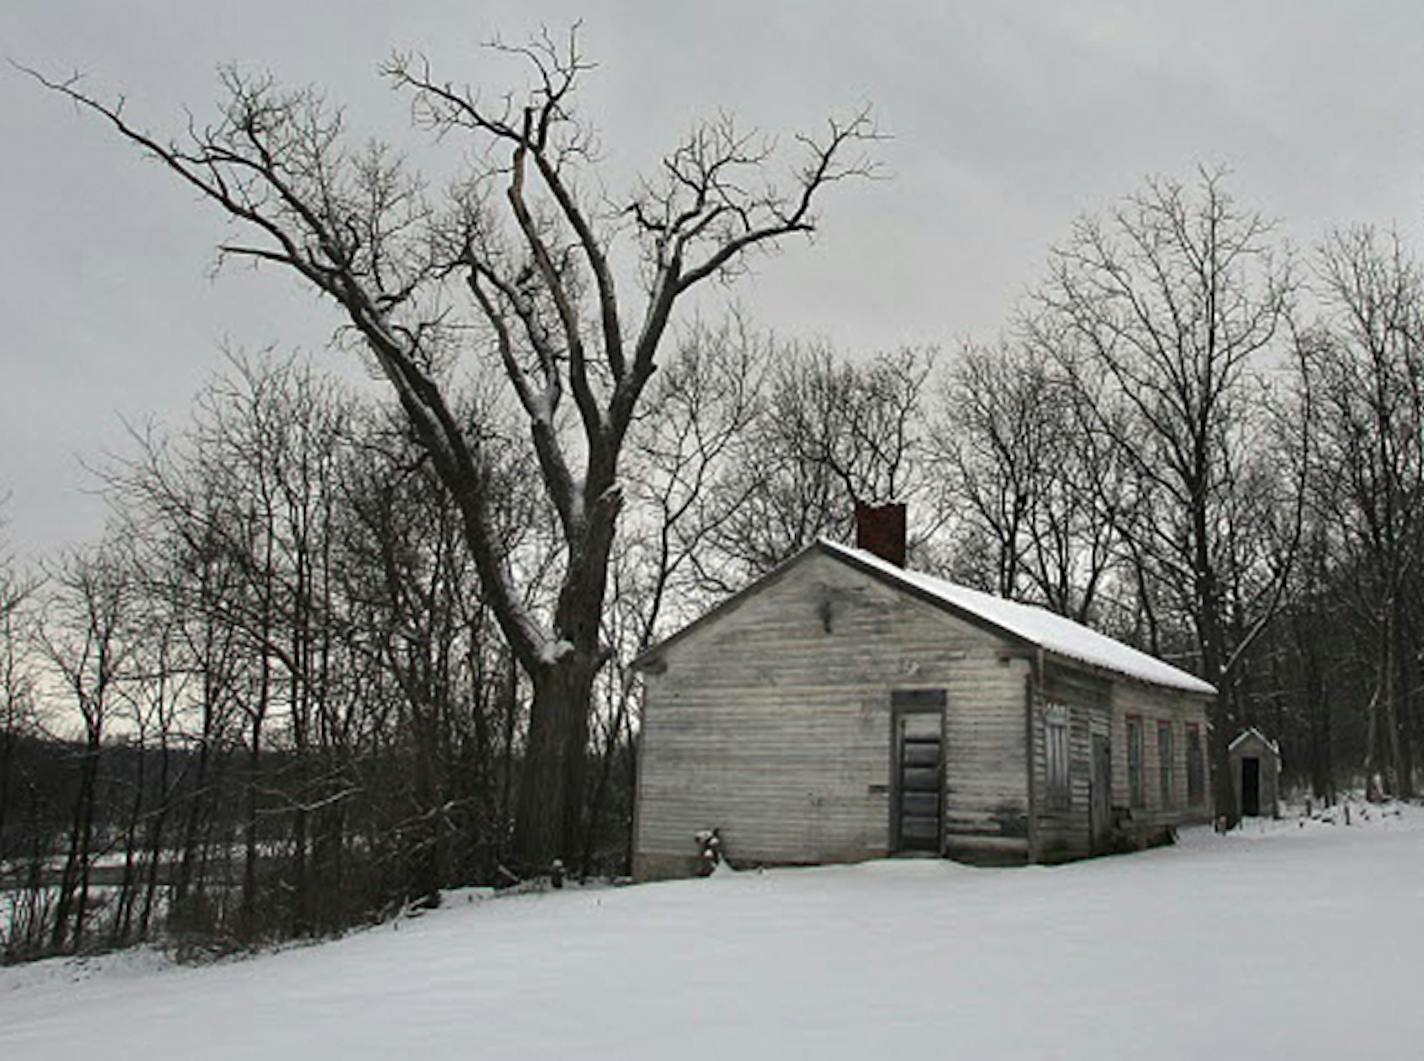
left=1185, top=723, right=1205, bottom=807
left=1126, top=715, right=1145, bottom=809
left=1044, top=700, right=1071, bottom=811
left=1158, top=720, right=1175, bottom=809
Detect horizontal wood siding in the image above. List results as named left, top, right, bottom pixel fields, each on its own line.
left=1030, top=665, right=1111, bottom=862
left=1110, top=681, right=1214, bottom=841
left=635, top=553, right=1030, bottom=878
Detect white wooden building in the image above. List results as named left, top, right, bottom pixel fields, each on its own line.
left=632, top=518, right=1215, bottom=880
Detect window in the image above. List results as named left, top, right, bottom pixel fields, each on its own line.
left=1044, top=701, right=1070, bottom=810
left=1186, top=724, right=1205, bottom=806
left=1127, top=716, right=1145, bottom=808
left=1158, top=721, right=1174, bottom=809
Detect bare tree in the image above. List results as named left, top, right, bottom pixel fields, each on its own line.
left=1306, top=225, right=1424, bottom=798
left=703, top=343, right=936, bottom=586
left=583, top=319, right=771, bottom=873
left=621, top=318, right=774, bottom=613
left=37, top=545, right=134, bottom=951
left=0, top=503, right=41, bottom=870
left=1025, top=168, right=1304, bottom=823
left=773, top=345, right=935, bottom=509
left=31, top=29, right=876, bottom=866
left=106, top=598, right=188, bottom=947
left=934, top=340, right=1126, bottom=620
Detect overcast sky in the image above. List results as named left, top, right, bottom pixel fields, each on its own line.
left=3, top=1, right=1423, bottom=561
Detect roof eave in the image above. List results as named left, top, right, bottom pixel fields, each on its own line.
left=822, top=543, right=1039, bottom=653
left=1040, top=648, right=1217, bottom=699
left=1228, top=726, right=1281, bottom=755
left=631, top=538, right=1038, bottom=671
left=632, top=539, right=1218, bottom=698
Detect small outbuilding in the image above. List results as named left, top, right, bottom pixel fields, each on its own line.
left=1228, top=728, right=1281, bottom=818
left=632, top=507, right=1217, bottom=880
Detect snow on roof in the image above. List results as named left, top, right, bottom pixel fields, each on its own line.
left=1228, top=727, right=1280, bottom=755
left=820, top=539, right=1216, bottom=696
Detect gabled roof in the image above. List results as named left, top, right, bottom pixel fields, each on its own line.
left=637, top=538, right=1217, bottom=696
left=1228, top=727, right=1281, bottom=757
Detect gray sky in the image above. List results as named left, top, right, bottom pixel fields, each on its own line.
left=3, top=1, right=1423, bottom=561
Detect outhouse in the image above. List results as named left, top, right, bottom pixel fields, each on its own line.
left=1229, top=728, right=1281, bottom=818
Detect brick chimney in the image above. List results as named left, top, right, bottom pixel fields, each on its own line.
left=853, top=502, right=907, bottom=568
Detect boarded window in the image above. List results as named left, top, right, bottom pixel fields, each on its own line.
left=1158, top=721, right=1174, bottom=809
left=1044, top=701, right=1070, bottom=810
left=1127, top=716, right=1145, bottom=808
left=1186, top=724, right=1205, bottom=806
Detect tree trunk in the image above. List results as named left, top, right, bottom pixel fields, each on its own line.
left=408, top=707, right=442, bottom=905
left=113, top=740, right=148, bottom=946
left=173, top=733, right=210, bottom=908
left=50, top=737, right=101, bottom=953
left=139, top=736, right=173, bottom=937
left=580, top=681, right=631, bottom=879
left=1195, top=534, right=1238, bottom=826
left=242, top=717, right=263, bottom=936
left=1364, top=676, right=1385, bottom=801
left=514, top=655, right=595, bottom=869
left=1390, top=597, right=1415, bottom=797
left=1380, top=604, right=1405, bottom=798
left=1300, top=616, right=1332, bottom=802
left=499, top=651, right=518, bottom=848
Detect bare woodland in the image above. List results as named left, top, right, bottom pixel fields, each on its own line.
left=4, top=35, right=1424, bottom=961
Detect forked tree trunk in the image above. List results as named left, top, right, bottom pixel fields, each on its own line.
left=27, top=46, right=873, bottom=886
left=510, top=498, right=618, bottom=870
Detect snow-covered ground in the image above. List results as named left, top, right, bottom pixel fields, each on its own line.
left=3, top=805, right=1421, bottom=1060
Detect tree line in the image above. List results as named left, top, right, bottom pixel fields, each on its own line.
left=6, top=31, right=1422, bottom=960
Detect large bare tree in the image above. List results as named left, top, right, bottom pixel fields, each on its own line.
left=32, top=29, right=875, bottom=866
left=1025, top=168, right=1305, bottom=824
left=1307, top=225, right=1424, bottom=798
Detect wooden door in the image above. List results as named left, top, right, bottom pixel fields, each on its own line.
left=1090, top=733, right=1113, bottom=853
left=894, top=711, right=944, bottom=852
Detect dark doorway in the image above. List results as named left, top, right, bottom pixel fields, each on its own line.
left=1241, top=756, right=1261, bottom=817
left=1090, top=734, right=1113, bottom=853
left=894, top=711, right=943, bottom=852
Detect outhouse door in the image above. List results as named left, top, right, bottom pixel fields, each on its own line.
left=1241, top=757, right=1261, bottom=816
left=1090, top=733, right=1113, bottom=853
left=892, top=706, right=944, bottom=853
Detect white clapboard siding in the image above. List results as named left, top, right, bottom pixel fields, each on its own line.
left=1027, top=665, right=1109, bottom=860
left=635, top=551, right=1031, bottom=878
left=1025, top=664, right=1212, bottom=860
left=1109, top=681, right=1215, bottom=835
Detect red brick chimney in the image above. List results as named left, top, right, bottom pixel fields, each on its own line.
left=853, top=502, right=907, bottom=568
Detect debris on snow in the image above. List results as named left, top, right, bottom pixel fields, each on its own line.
left=693, top=827, right=724, bottom=875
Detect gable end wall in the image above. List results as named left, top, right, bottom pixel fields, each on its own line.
left=634, top=553, right=1031, bottom=879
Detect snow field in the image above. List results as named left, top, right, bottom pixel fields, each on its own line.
left=2, top=805, right=1421, bottom=1060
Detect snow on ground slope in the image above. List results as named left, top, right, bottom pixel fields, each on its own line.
left=3, top=807, right=1422, bottom=1060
